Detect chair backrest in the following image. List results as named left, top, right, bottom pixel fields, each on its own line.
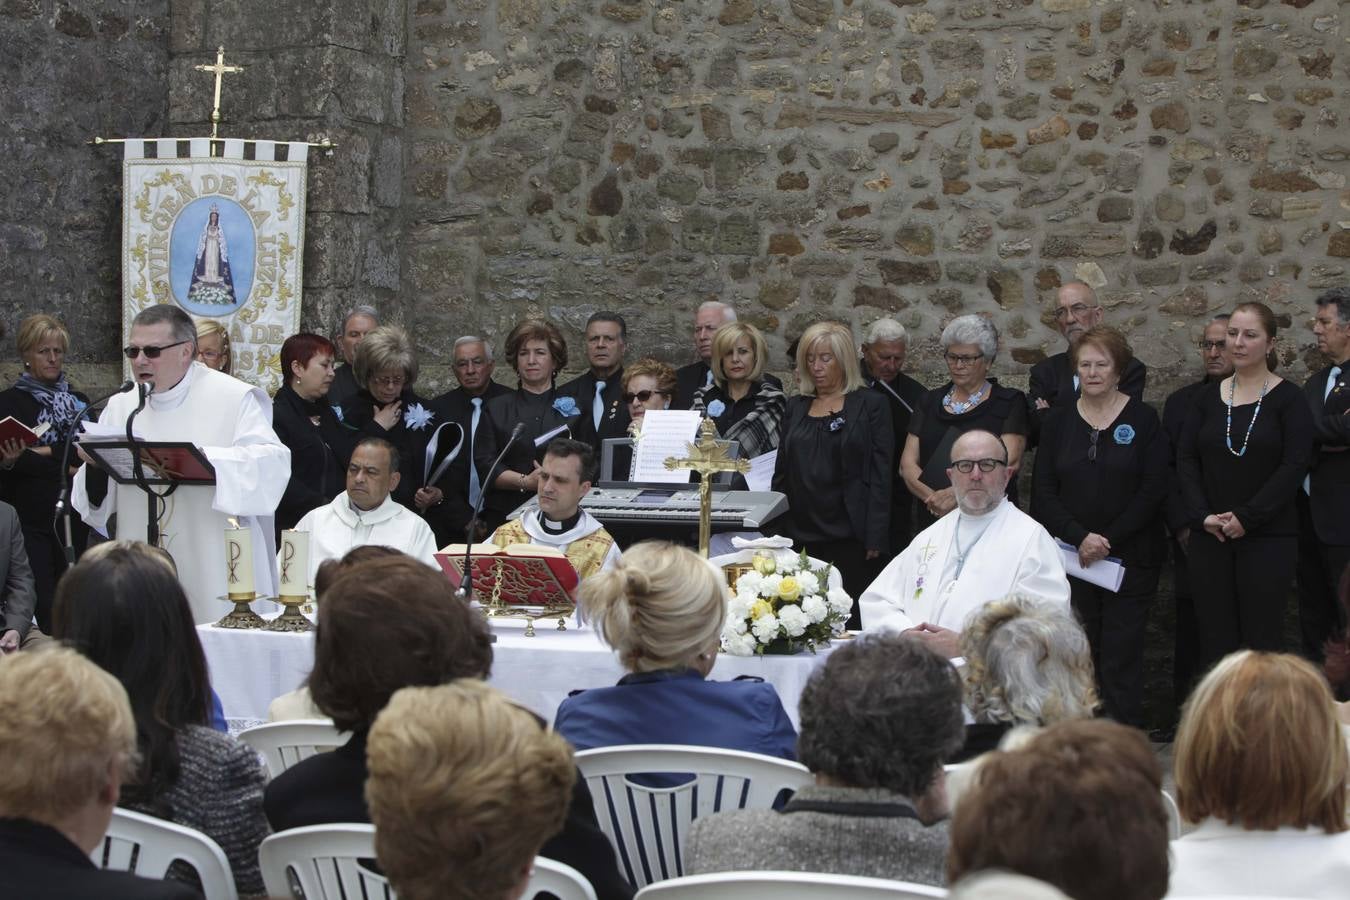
left=238, top=719, right=346, bottom=780
left=1161, top=789, right=1181, bottom=840
left=259, top=824, right=392, bottom=900
left=635, top=871, right=947, bottom=899
left=95, top=807, right=239, bottom=900
left=573, top=744, right=813, bottom=888
left=530, top=857, right=600, bottom=900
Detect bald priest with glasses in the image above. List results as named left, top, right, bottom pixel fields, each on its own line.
left=859, top=430, right=1069, bottom=651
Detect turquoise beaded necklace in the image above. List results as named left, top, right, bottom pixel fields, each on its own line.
left=1225, top=375, right=1269, bottom=457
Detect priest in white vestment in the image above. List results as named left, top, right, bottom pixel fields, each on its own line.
left=291, top=437, right=439, bottom=585
left=72, top=305, right=290, bottom=623
left=490, top=438, right=622, bottom=578
left=861, top=429, right=1069, bottom=640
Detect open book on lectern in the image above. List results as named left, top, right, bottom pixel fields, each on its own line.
left=80, top=441, right=216, bottom=486
left=435, top=543, right=579, bottom=608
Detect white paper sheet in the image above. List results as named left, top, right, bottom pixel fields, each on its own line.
left=745, top=450, right=777, bottom=492
left=629, top=410, right=703, bottom=483
left=1056, top=539, right=1126, bottom=592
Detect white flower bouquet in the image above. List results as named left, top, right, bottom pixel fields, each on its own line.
left=720, top=549, right=852, bottom=656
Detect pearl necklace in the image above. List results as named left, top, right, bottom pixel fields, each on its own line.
left=944, top=381, right=989, bottom=415
left=1225, top=376, right=1269, bottom=458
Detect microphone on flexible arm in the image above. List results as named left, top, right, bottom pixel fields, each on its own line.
left=52, top=380, right=136, bottom=564
left=458, top=421, right=527, bottom=602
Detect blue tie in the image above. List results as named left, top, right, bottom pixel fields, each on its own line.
left=468, top=397, right=483, bottom=507
left=593, top=381, right=606, bottom=430
left=1305, top=366, right=1341, bottom=495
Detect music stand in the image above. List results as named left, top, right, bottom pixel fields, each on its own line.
left=598, top=437, right=742, bottom=489
left=81, top=441, right=216, bottom=545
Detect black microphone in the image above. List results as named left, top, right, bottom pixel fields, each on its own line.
left=458, top=421, right=526, bottom=601
left=53, top=380, right=136, bottom=564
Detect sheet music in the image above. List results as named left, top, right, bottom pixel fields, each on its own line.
left=745, top=450, right=777, bottom=492
left=1055, top=539, right=1126, bottom=592
left=77, top=418, right=144, bottom=442
left=630, top=410, right=703, bottom=484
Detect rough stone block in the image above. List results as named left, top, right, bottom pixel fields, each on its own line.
left=878, top=259, right=941, bottom=285
left=1042, top=228, right=1128, bottom=258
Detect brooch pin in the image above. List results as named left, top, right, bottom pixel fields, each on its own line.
left=827, top=415, right=846, bottom=432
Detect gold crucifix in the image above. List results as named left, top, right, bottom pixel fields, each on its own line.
left=665, top=418, right=751, bottom=557
left=194, top=46, right=244, bottom=144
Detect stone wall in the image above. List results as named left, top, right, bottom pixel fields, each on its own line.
left=4, top=0, right=1349, bottom=398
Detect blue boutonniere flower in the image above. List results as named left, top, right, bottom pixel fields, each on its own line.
left=553, top=396, right=580, bottom=417
left=332, top=405, right=345, bottom=423
left=1113, top=424, right=1135, bottom=445
left=707, top=399, right=726, bottom=418
left=828, top=415, right=846, bottom=432
left=404, top=402, right=435, bottom=431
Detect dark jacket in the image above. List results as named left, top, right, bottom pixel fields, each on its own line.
left=425, top=381, right=511, bottom=544
left=1161, top=377, right=1214, bottom=534
left=560, top=368, right=632, bottom=450
left=862, top=363, right=926, bottom=550
left=264, top=730, right=635, bottom=900
left=773, top=389, right=894, bottom=552
left=1305, top=363, right=1350, bottom=545
left=674, top=361, right=782, bottom=411
left=271, top=383, right=351, bottom=534
left=339, top=388, right=439, bottom=510
left=0, top=384, right=88, bottom=532
left=327, top=363, right=360, bottom=411
left=0, top=501, right=36, bottom=640
left=0, top=817, right=201, bottom=900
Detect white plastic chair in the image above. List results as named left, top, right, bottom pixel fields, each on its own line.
left=573, top=744, right=813, bottom=888
left=95, top=807, right=239, bottom=900
left=530, top=857, right=600, bottom=900
left=1161, top=789, right=1181, bottom=840
left=635, top=871, right=947, bottom=898
left=237, top=719, right=346, bottom=780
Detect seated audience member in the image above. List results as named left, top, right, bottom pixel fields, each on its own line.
left=861, top=430, right=1070, bottom=646
left=291, top=437, right=439, bottom=585
left=0, top=647, right=199, bottom=900
left=947, top=720, right=1169, bottom=900
left=610, top=358, right=677, bottom=479
left=555, top=541, right=796, bottom=758
left=0, top=499, right=37, bottom=653
left=273, top=332, right=349, bottom=536
left=263, top=553, right=633, bottom=900
left=489, top=438, right=622, bottom=578
left=952, top=596, right=1098, bottom=762
left=52, top=544, right=269, bottom=897
left=365, top=681, right=575, bottom=900
left=685, top=634, right=962, bottom=885
left=691, top=321, right=787, bottom=459
left=1170, top=651, right=1350, bottom=898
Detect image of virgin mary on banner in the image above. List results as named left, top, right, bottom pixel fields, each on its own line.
left=187, top=203, right=237, bottom=306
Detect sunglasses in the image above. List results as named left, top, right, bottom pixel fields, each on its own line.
left=950, top=458, right=1006, bottom=473
left=623, top=389, right=669, bottom=404
left=123, top=340, right=191, bottom=360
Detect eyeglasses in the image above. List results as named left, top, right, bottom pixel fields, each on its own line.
left=1198, top=340, right=1226, bottom=351
left=197, top=350, right=223, bottom=361
left=944, top=353, right=984, bottom=367
left=1089, top=428, right=1100, bottom=462
left=1053, top=303, right=1098, bottom=320
left=123, top=340, right=190, bottom=359
left=950, top=458, right=1006, bottom=473
left=371, top=375, right=407, bottom=387
left=622, top=390, right=669, bottom=404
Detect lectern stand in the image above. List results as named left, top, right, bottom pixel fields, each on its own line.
left=81, top=441, right=216, bottom=546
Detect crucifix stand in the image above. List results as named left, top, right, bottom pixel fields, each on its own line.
left=193, top=45, right=245, bottom=149
left=665, top=418, right=751, bottom=557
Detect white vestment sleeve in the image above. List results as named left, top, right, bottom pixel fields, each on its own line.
left=71, top=462, right=115, bottom=534
left=1014, top=528, right=1073, bottom=607
left=859, top=552, right=917, bottom=633
left=409, top=519, right=441, bottom=570
left=601, top=541, right=623, bottom=572
left=200, top=389, right=292, bottom=517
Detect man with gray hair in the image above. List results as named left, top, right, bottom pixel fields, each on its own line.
left=329, top=304, right=380, bottom=408
left=673, top=301, right=782, bottom=409
left=861, top=318, right=927, bottom=549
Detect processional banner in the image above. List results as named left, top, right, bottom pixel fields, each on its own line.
left=122, top=139, right=308, bottom=392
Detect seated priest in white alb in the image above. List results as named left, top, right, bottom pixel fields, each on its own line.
left=291, top=437, right=439, bottom=586
left=73, top=304, right=290, bottom=623
left=860, top=429, right=1069, bottom=653
left=490, top=438, right=622, bottom=579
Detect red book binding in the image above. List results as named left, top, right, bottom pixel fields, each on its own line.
left=435, top=543, right=579, bottom=608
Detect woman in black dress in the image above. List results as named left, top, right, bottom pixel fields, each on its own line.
left=773, top=322, right=893, bottom=627
left=691, top=322, right=787, bottom=460
left=1032, top=326, right=1169, bottom=727
left=0, top=315, right=88, bottom=633
left=272, top=333, right=351, bottom=536
left=479, top=320, right=580, bottom=529
left=900, top=314, right=1028, bottom=531
left=1177, top=302, right=1314, bottom=669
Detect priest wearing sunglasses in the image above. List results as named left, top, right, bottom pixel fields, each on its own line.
left=71, top=304, right=290, bottom=623
left=860, top=429, right=1069, bottom=651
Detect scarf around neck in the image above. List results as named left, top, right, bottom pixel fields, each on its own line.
left=14, top=372, right=85, bottom=445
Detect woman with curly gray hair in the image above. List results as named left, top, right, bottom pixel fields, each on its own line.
left=952, top=594, right=1098, bottom=762
left=684, top=633, right=964, bottom=886
left=901, top=315, right=1029, bottom=530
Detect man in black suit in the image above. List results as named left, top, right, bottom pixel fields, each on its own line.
left=328, top=305, right=380, bottom=410
left=1299, top=287, right=1350, bottom=661
left=427, top=335, right=511, bottom=544
left=560, top=312, right=631, bottom=452
left=0, top=499, right=36, bottom=653
left=0, top=646, right=200, bottom=899
left=1161, top=315, right=1231, bottom=702
left=860, top=318, right=926, bottom=553
left=1028, top=282, right=1146, bottom=439
left=674, top=301, right=781, bottom=409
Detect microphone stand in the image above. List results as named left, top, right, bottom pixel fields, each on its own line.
left=124, top=383, right=167, bottom=548
left=52, top=380, right=135, bottom=565
left=458, top=422, right=525, bottom=602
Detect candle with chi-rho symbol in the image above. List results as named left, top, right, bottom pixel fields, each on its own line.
left=224, top=520, right=255, bottom=599
left=279, top=530, right=310, bottom=600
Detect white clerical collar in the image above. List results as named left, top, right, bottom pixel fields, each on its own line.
left=148, top=361, right=198, bottom=412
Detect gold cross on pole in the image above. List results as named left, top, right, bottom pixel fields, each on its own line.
left=665, top=418, right=751, bottom=557
left=194, top=46, right=244, bottom=143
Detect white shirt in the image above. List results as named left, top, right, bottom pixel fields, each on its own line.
left=291, top=491, right=440, bottom=585
left=1168, top=817, right=1350, bottom=899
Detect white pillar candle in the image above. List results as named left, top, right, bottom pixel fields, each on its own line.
left=279, top=530, right=310, bottom=598
left=224, top=526, right=255, bottom=598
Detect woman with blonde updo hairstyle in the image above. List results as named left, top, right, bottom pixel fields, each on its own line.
left=554, top=541, right=797, bottom=759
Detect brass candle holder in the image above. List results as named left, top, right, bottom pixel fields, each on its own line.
left=266, top=593, right=315, bottom=632
left=216, top=593, right=266, bottom=629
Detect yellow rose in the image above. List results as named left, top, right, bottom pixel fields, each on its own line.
left=752, top=552, right=777, bottom=575
left=750, top=599, right=774, bottom=621
left=778, top=577, right=801, bottom=602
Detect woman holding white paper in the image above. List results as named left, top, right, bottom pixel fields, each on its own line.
left=1031, top=326, right=1168, bottom=728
